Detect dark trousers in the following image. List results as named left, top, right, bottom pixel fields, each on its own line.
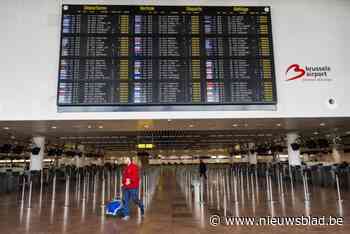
left=200, top=172, right=207, bottom=179
left=122, top=188, right=144, bottom=216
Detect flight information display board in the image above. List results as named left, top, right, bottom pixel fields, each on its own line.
left=57, top=5, right=277, bottom=111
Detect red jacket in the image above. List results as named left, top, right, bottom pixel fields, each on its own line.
left=122, top=163, right=140, bottom=189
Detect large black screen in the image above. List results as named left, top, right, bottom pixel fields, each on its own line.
left=57, top=5, right=277, bottom=111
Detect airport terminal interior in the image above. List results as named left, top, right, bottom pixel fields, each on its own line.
left=1, top=119, right=350, bottom=233
left=1, top=0, right=350, bottom=233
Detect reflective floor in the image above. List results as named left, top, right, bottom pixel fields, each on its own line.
left=0, top=167, right=349, bottom=234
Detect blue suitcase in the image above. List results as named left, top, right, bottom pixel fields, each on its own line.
left=106, top=199, right=123, bottom=216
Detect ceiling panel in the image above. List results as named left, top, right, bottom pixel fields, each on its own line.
left=0, top=118, right=349, bottom=151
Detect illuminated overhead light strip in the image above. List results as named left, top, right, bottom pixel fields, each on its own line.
left=60, top=136, right=128, bottom=140
left=0, top=159, right=55, bottom=163
left=137, top=143, right=154, bottom=149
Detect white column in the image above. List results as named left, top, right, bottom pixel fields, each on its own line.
left=75, top=145, right=85, bottom=167
left=332, top=147, right=342, bottom=164
left=248, top=143, right=257, bottom=164
left=74, top=155, right=81, bottom=168
left=286, top=133, right=301, bottom=166
left=30, top=136, right=45, bottom=171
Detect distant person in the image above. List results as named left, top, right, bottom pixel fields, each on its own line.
left=199, top=160, right=207, bottom=179
left=121, top=157, right=144, bottom=221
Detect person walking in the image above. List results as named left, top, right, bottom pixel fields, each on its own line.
left=199, top=160, right=207, bottom=179
left=121, top=157, right=144, bottom=220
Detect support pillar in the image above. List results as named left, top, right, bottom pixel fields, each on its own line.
left=30, top=136, right=45, bottom=171
left=332, top=146, right=342, bottom=164
left=75, top=145, right=85, bottom=168
left=286, top=133, right=301, bottom=166
left=248, top=143, right=257, bottom=165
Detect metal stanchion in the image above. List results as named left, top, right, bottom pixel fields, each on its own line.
left=200, top=175, right=204, bottom=204
left=216, top=170, right=220, bottom=210
left=21, top=175, right=26, bottom=204
left=266, top=169, right=271, bottom=201
left=39, top=170, right=43, bottom=205
left=119, top=169, right=123, bottom=200
left=240, top=168, right=245, bottom=204
left=302, top=169, right=310, bottom=202
left=251, top=170, right=256, bottom=215
left=86, top=170, right=90, bottom=202
left=27, top=177, right=33, bottom=209
left=255, top=166, right=259, bottom=200
left=289, top=165, right=294, bottom=192
left=276, top=166, right=281, bottom=195
left=101, top=171, right=106, bottom=208
left=209, top=170, right=214, bottom=205
left=225, top=168, right=230, bottom=205
left=82, top=170, right=86, bottom=202
left=206, top=170, right=210, bottom=204
left=75, top=170, right=78, bottom=201
left=52, top=171, right=57, bottom=202
left=114, top=169, right=117, bottom=198
left=223, top=172, right=227, bottom=216
left=45, top=169, right=49, bottom=184
left=279, top=169, right=285, bottom=199
left=268, top=169, right=274, bottom=202
left=233, top=167, right=238, bottom=204
left=246, top=168, right=250, bottom=199
left=64, top=174, right=70, bottom=207
left=145, top=173, right=148, bottom=208
left=250, top=172, right=255, bottom=201
left=93, top=172, right=97, bottom=212
left=107, top=170, right=111, bottom=201
left=335, top=168, right=344, bottom=217
left=38, top=171, right=43, bottom=215
left=335, top=171, right=343, bottom=202
left=77, top=171, right=81, bottom=203
left=141, top=172, right=145, bottom=205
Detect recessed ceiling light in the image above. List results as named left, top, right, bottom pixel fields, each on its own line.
left=320, top=123, right=326, bottom=126
left=3, top=127, right=10, bottom=130
left=313, top=132, right=319, bottom=135
left=98, top=125, right=103, bottom=129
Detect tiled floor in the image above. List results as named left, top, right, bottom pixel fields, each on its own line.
left=0, top=169, right=349, bottom=233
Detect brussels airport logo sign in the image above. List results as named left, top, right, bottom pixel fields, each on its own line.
left=285, top=64, right=332, bottom=82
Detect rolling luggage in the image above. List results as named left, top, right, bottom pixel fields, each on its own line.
left=106, top=199, right=123, bottom=216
